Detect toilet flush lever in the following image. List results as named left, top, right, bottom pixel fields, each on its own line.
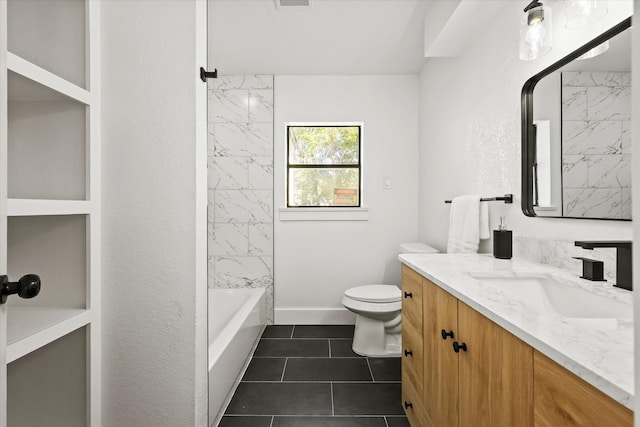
left=404, top=292, right=412, bottom=299
left=1, top=274, right=41, bottom=304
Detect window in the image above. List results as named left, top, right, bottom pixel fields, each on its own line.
left=287, top=124, right=361, bottom=207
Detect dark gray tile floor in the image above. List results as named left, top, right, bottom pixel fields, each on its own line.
left=220, top=325, right=410, bottom=427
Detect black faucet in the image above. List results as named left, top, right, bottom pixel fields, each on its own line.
left=575, top=241, right=632, bottom=291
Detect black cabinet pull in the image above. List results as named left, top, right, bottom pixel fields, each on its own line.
left=404, top=401, right=413, bottom=409
left=1, top=274, right=41, bottom=304
left=404, top=291, right=412, bottom=298
left=453, top=341, right=467, bottom=353
left=404, top=349, right=413, bottom=357
left=441, top=329, right=454, bottom=340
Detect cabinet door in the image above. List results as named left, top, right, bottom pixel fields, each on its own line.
left=423, top=279, right=458, bottom=427
left=458, top=302, right=533, bottom=427
left=534, top=351, right=632, bottom=427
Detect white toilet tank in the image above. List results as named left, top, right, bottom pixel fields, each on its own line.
left=399, top=242, right=439, bottom=254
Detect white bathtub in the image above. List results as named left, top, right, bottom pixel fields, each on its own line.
left=208, top=288, right=266, bottom=426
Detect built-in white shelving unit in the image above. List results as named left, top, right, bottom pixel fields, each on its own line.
left=0, top=0, right=100, bottom=426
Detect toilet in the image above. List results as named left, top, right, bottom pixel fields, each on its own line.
left=342, top=242, right=439, bottom=357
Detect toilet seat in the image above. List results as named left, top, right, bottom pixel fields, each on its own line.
left=344, top=285, right=401, bottom=303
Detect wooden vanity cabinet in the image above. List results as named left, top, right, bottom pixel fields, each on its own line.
left=402, top=264, right=632, bottom=427
left=533, top=351, right=632, bottom=427
left=402, top=266, right=533, bottom=427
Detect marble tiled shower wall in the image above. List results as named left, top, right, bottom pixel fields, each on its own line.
left=208, top=75, right=274, bottom=322
left=561, top=71, right=631, bottom=219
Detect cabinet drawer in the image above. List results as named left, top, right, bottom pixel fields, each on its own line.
left=401, top=265, right=423, bottom=334
left=402, top=376, right=433, bottom=427
left=402, top=324, right=423, bottom=396
left=533, top=351, right=632, bottom=427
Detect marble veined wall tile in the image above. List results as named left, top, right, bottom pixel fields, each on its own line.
left=563, top=188, right=622, bottom=218
left=621, top=121, right=631, bottom=154
left=207, top=123, right=216, bottom=157
left=207, top=189, right=216, bottom=223
left=208, top=75, right=274, bottom=320
left=587, top=86, right=631, bottom=121
left=562, top=120, right=623, bottom=155
left=214, top=256, right=273, bottom=288
left=563, top=71, right=622, bottom=87
left=214, top=75, right=274, bottom=90
left=249, top=223, right=274, bottom=256
left=210, top=89, right=249, bottom=124
left=209, top=157, right=250, bottom=189
left=214, top=122, right=273, bottom=157
left=622, top=189, right=632, bottom=218
left=249, top=157, right=274, bottom=190
left=514, top=236, right=617, bottom=282
left=562, top=87, right=588, bottom=120
left=210, top=223, right=249, bottom=256
left=562, top=155, right=588, bottom=188
left=588, top=155, right=631, bottom=188
left=249, top=90, right=274, bottom=123
left=214, top=189, right=273, bottom=223
left=561, top=71, right=631, bottom=220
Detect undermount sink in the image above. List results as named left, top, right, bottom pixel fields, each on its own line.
left=466, top=273, right=633, bottom=320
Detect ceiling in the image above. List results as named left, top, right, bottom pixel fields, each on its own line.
left=208, top=0, right=433, bottom=75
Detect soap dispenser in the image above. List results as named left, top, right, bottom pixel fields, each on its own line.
left=493, top=216, right=512, bottom=260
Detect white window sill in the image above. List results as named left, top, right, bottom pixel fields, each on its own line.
left=278, top=207, right=369, bottom=221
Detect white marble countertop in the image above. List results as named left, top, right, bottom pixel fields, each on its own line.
left=398, top=253, right=634, bottom=409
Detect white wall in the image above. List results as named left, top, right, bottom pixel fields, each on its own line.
left=418, top=1, right=634, bottom=253
left=101, top=1, right=207, bottom=425
left=274, top=75, right=420, bottom=323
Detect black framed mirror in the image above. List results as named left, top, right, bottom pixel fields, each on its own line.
left=522, top=17, right=632, bottom=220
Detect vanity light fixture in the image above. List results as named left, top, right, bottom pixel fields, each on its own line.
left=519, top=0, right=553, bottom=61
left=564, top=0, right=608, bottom=29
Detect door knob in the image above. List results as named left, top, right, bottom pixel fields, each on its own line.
left=404, top=292, right=412, bottom=298
left=1, top=274, right=41, bottom=304
left=404, top=349, right=413, bottom=357
left=404, top=401, right=413, bottom=409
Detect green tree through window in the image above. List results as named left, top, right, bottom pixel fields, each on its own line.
left=287, top=125, right=361, bottom=207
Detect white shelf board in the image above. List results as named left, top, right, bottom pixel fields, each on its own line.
left=7, top=307, right=91, bottom=363
left=7, top=199, right=92, bottom=216
left=7, top=52, right=90, bottom=105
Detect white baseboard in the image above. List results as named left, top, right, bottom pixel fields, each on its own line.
left=274, top=307, right=356, bottom=325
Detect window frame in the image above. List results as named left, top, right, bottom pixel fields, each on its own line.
left=286, top=123, right=362, bottom=208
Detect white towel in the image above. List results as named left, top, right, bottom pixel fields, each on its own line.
left=447, top=195, right=489, bottom=253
